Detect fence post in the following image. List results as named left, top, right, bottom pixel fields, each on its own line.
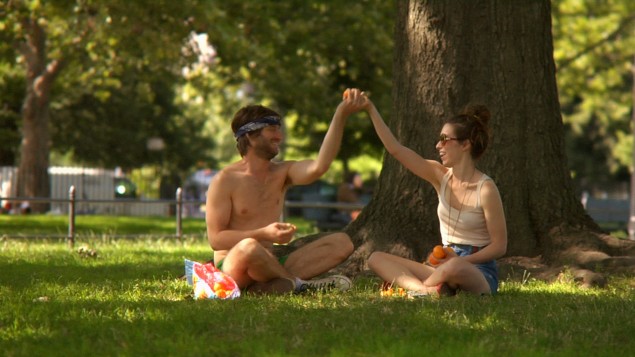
left=176, top=187, right=183, bottom=242
left=68, top=185, right=76, bottom=249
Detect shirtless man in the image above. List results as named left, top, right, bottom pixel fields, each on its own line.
left=205, top=89, right=366, bottom=294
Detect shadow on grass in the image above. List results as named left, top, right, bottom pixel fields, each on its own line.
left=2, top=240, right=635, bottom=355
left=3, top=277, right=635, bottom=356
left=0, top=251, right=212, bottom=291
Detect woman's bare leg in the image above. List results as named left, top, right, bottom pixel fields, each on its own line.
left=423, top=258, right=491, bottom=295
left=368, top=251, right=437, bottom=292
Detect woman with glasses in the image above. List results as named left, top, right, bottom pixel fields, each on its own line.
left=362, top=95, right=507, bottom=297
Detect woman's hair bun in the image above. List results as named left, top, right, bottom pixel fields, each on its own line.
left=463, top=104, right=490, bottom=126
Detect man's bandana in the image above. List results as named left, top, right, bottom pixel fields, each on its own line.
left=234, top=116, right=281, bottom=139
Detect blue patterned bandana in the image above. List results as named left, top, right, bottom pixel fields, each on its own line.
left=234, top=116, right=281, bottom=139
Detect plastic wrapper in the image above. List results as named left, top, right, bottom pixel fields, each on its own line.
left=184, top=259, right=241, bottom=300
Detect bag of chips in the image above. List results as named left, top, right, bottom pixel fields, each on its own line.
left=184, top=259, right=241, bottom=300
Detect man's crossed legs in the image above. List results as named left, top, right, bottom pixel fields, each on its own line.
left=219, top=232, right=354, bottom=295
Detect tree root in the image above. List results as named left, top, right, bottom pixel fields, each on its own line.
left=498, top=225, right=634, bottom=287
left=498, top=230, right=635, bottom=289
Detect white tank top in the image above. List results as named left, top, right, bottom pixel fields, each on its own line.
left=437, top=170, right=491, bottom=247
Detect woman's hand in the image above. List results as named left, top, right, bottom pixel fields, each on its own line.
left=426, top=246, right=458, bottom=267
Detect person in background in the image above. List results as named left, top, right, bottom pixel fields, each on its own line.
left=335, top=171, right=364, bottom=223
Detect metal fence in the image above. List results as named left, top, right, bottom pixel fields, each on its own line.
left=2, top=187, right=189, bottom=247
left=2, top=185, right=365, bottom=248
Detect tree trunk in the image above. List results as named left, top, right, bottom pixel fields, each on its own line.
left=16, top=16, right=64, bottom=213
left=338, top=0, right=635, bottom=279
left=18, top=83, right=51, bottom=213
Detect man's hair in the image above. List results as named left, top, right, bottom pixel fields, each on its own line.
left=231, top=105, right=281, bottom=157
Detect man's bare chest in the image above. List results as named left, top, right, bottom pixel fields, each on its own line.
left=231, top=180, right=286, bottom=222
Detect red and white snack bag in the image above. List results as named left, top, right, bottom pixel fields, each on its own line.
left=184, top=259, right=240, bottom=300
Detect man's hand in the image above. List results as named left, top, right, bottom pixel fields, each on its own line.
left=263, top=222, right=297, bottom=244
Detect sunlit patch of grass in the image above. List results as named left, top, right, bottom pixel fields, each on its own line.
left=1, top=237, right=634, bottom=356
left=0, top=214, right=208, bottom=237
left=1, top=214, right=316, bottom=239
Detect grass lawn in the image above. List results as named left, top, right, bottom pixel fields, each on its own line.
left=0, top=214, right=316, bottom=239
left=1, top=217, right=634, bottom=356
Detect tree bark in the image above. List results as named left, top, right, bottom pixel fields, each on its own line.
left=16, top=16, right=64, bottom=213
left=335, top=0, right=635, bottom=279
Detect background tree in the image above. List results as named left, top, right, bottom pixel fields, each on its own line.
left=3, top=0, right=635, bottom=223
left=336, top=0, right=635, bottom=280
left=1, top=0, right=394, bottom=207
left=2, top=0, right=211, bottom=211
left=553, top=0, right=635, bottom=197
left=195, top=0, right=394, bottom=174
left=0, top=4, right=22, bottom=166
left=0, top=67, right=22, bottom=166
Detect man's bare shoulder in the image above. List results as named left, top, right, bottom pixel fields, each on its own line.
left=270, top=159, right=295, bottom=171
left=209, top=162, right=245, bottom=189
left=213, top=160, right=296, bottom=189
left=270, top=160, right=298, bottom=186
left=216, top=162, right=245, bottom=176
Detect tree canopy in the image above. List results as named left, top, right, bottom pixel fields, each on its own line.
left=1, top=0, right=634, bottom=199
left=321, top=0, right=635, bottom=285
left=1, top=0, right=214, bottom=173
left=553, top=0, right=635, bottom=196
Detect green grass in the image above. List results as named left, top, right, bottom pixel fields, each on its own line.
left=1, top=237, right=634, bottom=356
left=0, top=214, right=316, bottom=238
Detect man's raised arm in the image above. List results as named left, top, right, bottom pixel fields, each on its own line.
left=288, top=88, right=366, bottom=185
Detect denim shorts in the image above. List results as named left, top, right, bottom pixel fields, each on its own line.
left=448, top=244, right=499, bottom=294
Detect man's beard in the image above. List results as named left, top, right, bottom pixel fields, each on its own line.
left=252, top=138, right=279, bottom=160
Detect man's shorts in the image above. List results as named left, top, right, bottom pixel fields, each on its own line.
left=448, top=243, right=499, bottom=294
left=215, top=235, right=320, bottom=272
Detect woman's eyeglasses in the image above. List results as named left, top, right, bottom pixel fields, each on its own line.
left=438, top=133, right=463, bottom=145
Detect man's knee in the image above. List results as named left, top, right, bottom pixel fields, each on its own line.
left=234, top=238, right=266, bottom=258
left=324, top=232, right=354, bottom=259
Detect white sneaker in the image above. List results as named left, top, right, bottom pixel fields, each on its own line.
left=302, top=275, right=352, bottom=292
left=406, top=290, right=430, bottom=299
